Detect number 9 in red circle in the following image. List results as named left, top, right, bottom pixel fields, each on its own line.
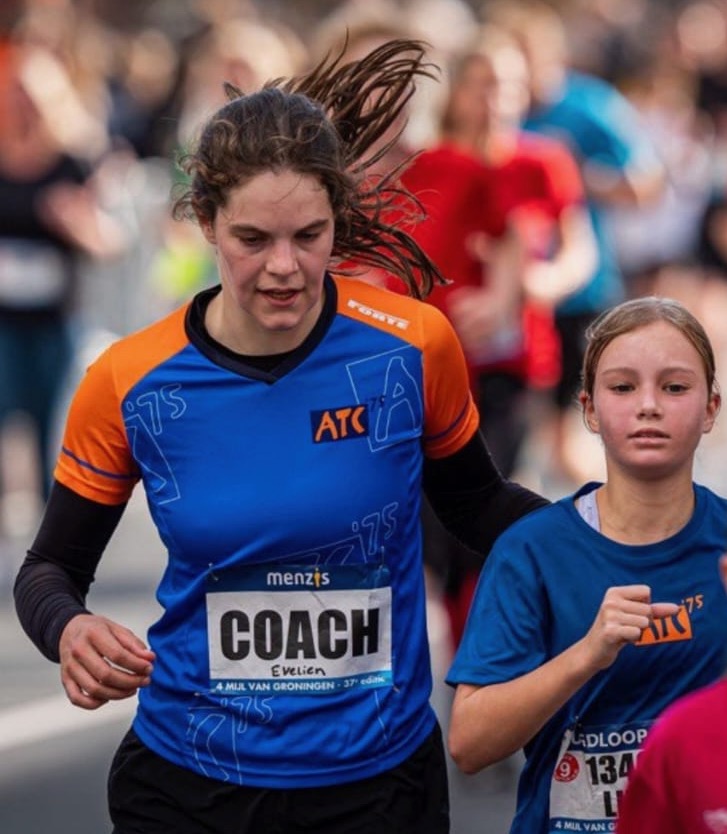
left=554, top=753, right=579, bottom=782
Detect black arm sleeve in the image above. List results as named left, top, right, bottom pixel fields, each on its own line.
left=13, top=481, right=126, bottom=663
left=422, top=429, right=549, bottom=561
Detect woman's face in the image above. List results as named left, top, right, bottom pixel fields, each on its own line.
left=200, top=168, right=335, bottom=355
left=447, top=55, right=496, bottom=133
left=583, top=320, right=720, bottom=480
left=489, top=44, right=531, bottom=126
left=447, top=47, right=530, bottom=134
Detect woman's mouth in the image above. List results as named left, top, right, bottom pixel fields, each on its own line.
left=261, top=288, right=299, bottom=303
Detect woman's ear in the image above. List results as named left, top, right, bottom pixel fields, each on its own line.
left=198, top=215, right=216, bottom=246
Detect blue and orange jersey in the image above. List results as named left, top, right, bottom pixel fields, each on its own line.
left=55, top=274, right=479, bottom=788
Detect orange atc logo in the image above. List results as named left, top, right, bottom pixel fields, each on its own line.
left=636, top=604, right=692, bottom=646
left=311, top=405, right=369, bottom=443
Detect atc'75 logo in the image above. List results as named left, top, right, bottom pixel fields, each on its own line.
left=310, top=405, right=368, bottom=443
left=636, top=594, right=702, bottom=646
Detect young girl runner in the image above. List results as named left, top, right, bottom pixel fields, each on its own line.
left=447, top=296, right=727, bottom=834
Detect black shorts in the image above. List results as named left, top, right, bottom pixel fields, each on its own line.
left=108, top=723, right=449, bottom=834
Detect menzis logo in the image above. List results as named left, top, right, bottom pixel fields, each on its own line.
left=266, top=567, right=330, bottom=588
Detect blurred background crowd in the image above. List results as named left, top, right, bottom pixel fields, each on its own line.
left=3, top=0, right=727, bottom=614
left=4, top=2, right=727, bottom=830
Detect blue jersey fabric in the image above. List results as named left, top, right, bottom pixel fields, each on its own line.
left=59, top=274, right=480, bottom=788
left=447, top=482, right=727, bottom=834
left=524, top=71, right=660, bottom=315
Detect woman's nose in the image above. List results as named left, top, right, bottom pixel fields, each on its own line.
left=267, top=240, right=297, bottom=276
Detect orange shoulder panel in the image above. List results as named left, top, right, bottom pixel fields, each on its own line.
left=335, top=276, right=479, bottom=458
left=54, top=305, right=190, bottom=505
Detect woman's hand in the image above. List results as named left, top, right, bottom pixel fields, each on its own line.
left=59, top=614, right=155, bottom=710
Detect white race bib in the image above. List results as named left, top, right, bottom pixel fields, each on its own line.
left=206, top=563, right=392, bottom=696
left=549, top=720, right=651, bottom=832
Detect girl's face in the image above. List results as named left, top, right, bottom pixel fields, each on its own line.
left=583, top=320, right=720, bottom=480
left=200, top=169, right=335, bottom=355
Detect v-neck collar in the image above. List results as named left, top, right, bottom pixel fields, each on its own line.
left=185, top=274, right=338, bottom=382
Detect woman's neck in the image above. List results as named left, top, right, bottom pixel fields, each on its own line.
left=595, top=473, right=695, bottom=545
left=446, top=126, right=518, bottom=165
left=205, top=287, right=324, bottom=356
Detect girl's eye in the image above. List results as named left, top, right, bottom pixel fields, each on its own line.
left=610, top=383, right=633, bottom=393
left=664, top=383, right=688, bottom=393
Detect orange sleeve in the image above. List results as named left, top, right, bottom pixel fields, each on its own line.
left=54, top=346, right=139, bottom=505
left=418, top=301, right=480, bottom=458
left=54, top=305, right=190, bottom=505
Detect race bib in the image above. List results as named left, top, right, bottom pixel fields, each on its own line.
left=206, top=563, right=392, bottom=696
left=549, top=720, right=651, bottom=832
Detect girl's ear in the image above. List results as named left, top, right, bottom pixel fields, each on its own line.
left=703, top=391, right=721, bottom=434
left=579, top=391, right=598, bottom=433
left=719, top=553, right=727, bottom=592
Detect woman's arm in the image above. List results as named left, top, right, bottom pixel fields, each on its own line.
left=14, top=480, right=126, bottom=661
left=14, top=481, right=155, bottom=709
left=422, top=428, right=549, bottom=558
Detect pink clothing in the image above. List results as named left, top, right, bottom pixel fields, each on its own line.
left=617, top=678, right=727, bottom=834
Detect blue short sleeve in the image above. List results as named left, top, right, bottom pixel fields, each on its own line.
left=446, top=533, right=550, bottom=687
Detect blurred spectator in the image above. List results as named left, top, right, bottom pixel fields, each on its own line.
left=608, top=51, right=716, bottom=295
left=175, top=13, right=307, bottom=148
left=552, top=0, right=667, bottom=84
left=483, top=0, right=666, bottom=487
left=678, top=0, right=727, bottom=145
left=143, top=11, right=309, bottom=315
left=422, top=25, right=597, bottom=645
left=437, top=25, right=597, bottom=473
left=105, top=25, right=184, bottom=160
left=310, top=0, right=453, bottom=151
left=0, top=38, right=124, bottom=543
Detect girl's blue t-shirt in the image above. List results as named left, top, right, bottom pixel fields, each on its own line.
left=448, top=483, right=727, bottom=834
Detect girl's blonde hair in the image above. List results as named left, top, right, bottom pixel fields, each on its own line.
left=581, top=296, right=717, bottom=399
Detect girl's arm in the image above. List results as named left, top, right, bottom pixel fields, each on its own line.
left=449, top=636, right=598, bottom=772
left=449, top=585, right=679, bottom=773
